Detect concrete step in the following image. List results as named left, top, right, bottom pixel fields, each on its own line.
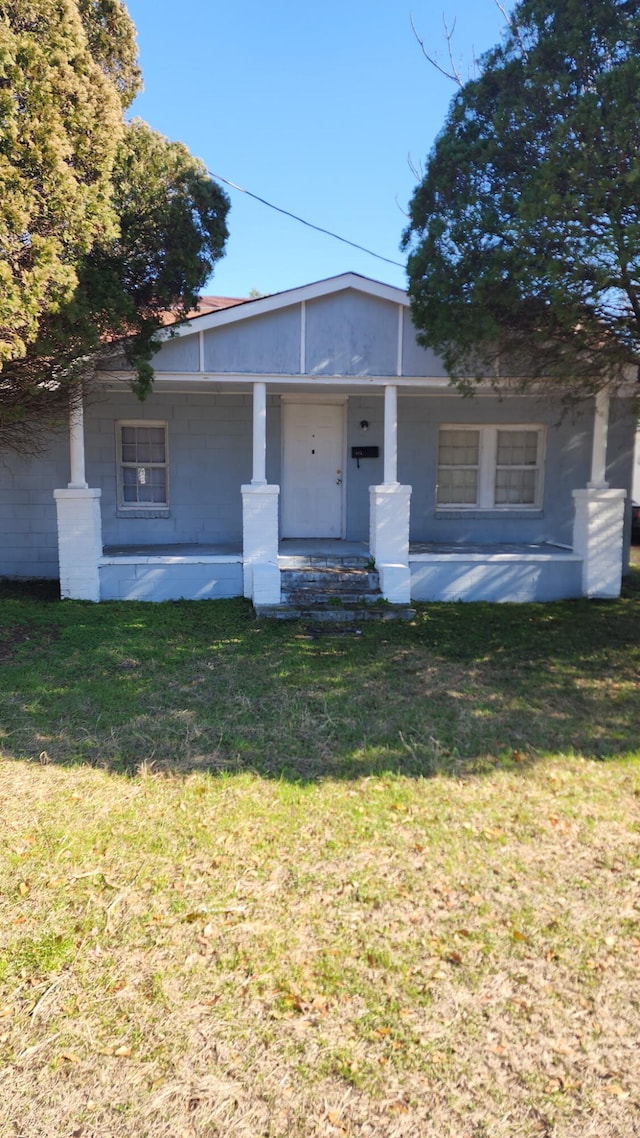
left=279, top=555, right=371, bottom=569
left=255, top=555, right=412, bottom=622
left=280, top=563, right=381, bottom=609
left=254, top=603, right=416, bottom=623
left=281, top=567, right=379, bottom=589
left=283, top=590, right=382, bottom=606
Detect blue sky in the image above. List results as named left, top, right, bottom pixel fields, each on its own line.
left=124, top=0, right=512, bottom=298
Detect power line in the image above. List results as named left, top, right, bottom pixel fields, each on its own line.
left=209, top=171, right=405, bottom=270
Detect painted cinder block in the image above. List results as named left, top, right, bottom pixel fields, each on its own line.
left=409, top=559, right=583, bottom=602
left=572, top=488, right=626, bottom=598
left=99, top=561, right=243, bottom=601
left=370, top=483, right=412, bottom=603
left=54, top=488, right=103, bottom=601
left=241, top=484, right=280, bottom=602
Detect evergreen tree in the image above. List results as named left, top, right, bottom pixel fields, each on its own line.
left=403, top=0, right=640, bottom=392
left=0, top=0, right=140, bottom=364
left=0, top=2, right=229, bottom=451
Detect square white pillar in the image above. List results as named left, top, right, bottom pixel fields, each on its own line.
left=572, top=488, right=626, bottom=598
left=53, top=488, right=103, bottom=601
left=369, top=483, right=412, bottom=603
left=241, top=483, right=280, bottom=604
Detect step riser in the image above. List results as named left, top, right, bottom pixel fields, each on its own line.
left=283, top=594, right=381, bottom=606
left=255, top=606, right=416, bottom=623
left=281, top=571, right=379, bottom=589
left=278, top=557, right=370, bottom=569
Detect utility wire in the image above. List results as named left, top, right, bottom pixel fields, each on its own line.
left=209, top=171, right=405, bottom=270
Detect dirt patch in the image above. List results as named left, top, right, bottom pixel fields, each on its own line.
left=0, top=624, right=35, bottom=664
left=0, top=623, right=59, bottom=664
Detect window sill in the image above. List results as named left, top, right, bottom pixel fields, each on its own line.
left=435, top=509, right=543, bottom=520
left=116, top=509, right=171, bottom=519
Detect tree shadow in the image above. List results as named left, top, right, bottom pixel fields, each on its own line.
left=1, top=572, right=639, bottom=782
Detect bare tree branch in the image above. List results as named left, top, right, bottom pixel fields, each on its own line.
left=407, top=152, right=424, bottom=182
left=410, top=11, right=464, bottom=87
left=494, top=0, right=528, bottom=59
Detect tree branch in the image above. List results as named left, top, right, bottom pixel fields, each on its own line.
left=410, top=11, right=464, bottom=87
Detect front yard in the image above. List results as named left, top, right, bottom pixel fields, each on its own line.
left=1, top=575, right=639, bottom=1136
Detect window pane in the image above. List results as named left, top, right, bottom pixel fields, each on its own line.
left=495, top=468, right=537, bottom=504
left=119, top=423, right=168, bottom=507
left=437, top=468, right=478, bottom=504
left=496, top=430, right=538, bottom=466
left=122, top=468, right=138, bottom=502
left=439, top=429, right=479, bottom=466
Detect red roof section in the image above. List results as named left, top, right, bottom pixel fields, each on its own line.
left=159, top=295, right=249, bottom=325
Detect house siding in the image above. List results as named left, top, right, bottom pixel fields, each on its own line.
left=305, top=292, right=398, bottom=377
left=140, top=291, right=447, bottom=380
left=202, top=307, right=300, bottom=374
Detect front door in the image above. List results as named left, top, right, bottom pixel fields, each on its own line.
left=281, top=401, right=344, bottom=537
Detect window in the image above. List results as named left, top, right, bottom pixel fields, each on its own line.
left=117, top=422, right=168, bottom=509
left=437, top=425, right=544, bottom=509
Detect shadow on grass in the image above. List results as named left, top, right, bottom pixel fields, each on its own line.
left=1, top=571, right=639, bottom=782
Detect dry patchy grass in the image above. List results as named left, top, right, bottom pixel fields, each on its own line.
left=1, top=757, right=640, bottom=1137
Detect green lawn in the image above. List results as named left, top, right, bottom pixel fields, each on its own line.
left=1, top=575, right=639, bottom=1136
left=1, top=570, right=639, bottom=778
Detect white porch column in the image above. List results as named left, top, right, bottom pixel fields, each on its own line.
left=369, top=384, right=412, bottom=603
left=572, top=390, right=625, bottom=598
left=252, top=380, right=267, bottom=485
left=54, top=396, right=103, bottom=601
left=68, top=399, right=88, bottom=489
left=242, top=382, right=280, bottom=605
left=383, top=383, right=398, bottom=485
left=589, top=389, right=610, bottom=488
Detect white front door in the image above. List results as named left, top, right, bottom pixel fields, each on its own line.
left=281, top=401, right=344, bottom=537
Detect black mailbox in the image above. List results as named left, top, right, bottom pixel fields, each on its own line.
left=351, top=445, right=379, bottom=469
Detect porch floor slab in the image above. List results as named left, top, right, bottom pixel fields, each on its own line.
left=409, top=541, right=579, bottom=560
left=101, top=540, right=579, bottom=562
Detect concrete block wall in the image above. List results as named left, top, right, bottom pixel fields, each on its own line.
left=84, top=391, right=275, bottom=548
left=399, top=394, right=595, bottom=547
left=99, top=560, right=243, bottom=601
left=410, top=556, right=583, bottom=602
left=0, top=437, right=68, bottom=578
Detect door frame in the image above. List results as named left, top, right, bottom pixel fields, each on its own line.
left=280, top=394, right=348, bottom=539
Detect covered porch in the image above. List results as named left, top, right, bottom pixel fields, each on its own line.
left=53, top=378, right=625, bottom=606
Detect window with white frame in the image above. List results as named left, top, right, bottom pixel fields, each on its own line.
left=117, top=421, right=168, bottom=508
left=437, top=425, right=544, bottom=509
